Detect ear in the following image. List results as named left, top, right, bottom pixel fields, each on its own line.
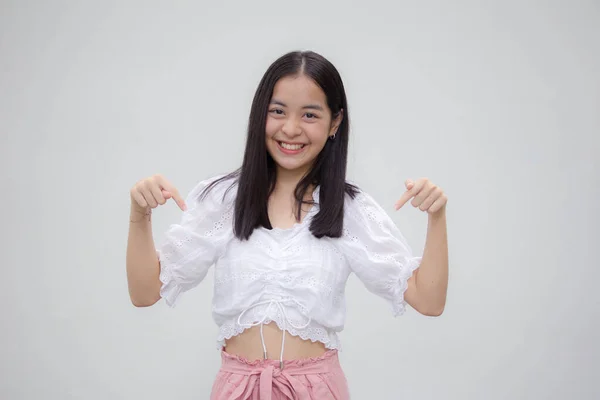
left=329, top=108, right=344, bottom=136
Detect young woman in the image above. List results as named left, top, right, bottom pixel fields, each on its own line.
left=127, top=50, right=449, bottom=399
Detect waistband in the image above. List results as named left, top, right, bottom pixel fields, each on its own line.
left=219, top=349, right=340, bottom=400
left=220, top=349, right=340, bottom=374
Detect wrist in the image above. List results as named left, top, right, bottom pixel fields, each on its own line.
left=130, top=205, right=152, bottom=223
left=429, top=206, right=446, bottom=220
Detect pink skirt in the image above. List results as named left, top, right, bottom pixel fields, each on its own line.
left=210, top=349, right=350, bottom=400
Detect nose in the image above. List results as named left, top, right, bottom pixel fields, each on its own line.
left=281, top=117, right=302, bottom=138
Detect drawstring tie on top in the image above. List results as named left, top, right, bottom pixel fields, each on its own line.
left=237, top=298, right=311, bottom=370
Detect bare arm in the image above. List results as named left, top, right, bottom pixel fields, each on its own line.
left=405, top=208, right=448, bottom=316
left=126, top=206, right=162, bottom=307
left=395, top=177, right=449, bottom=316
left=126, top=174, right=187, bottom=307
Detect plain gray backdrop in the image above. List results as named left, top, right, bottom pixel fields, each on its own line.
left=1, top=1, right=598, bottom=399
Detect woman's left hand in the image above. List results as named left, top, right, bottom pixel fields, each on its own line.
left=394, top=178, right=448, bottom=215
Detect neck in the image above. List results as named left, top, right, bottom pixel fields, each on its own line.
left=274, top=166, right=309, bottom=194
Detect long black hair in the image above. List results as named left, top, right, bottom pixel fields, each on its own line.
left=202, top=50, right=358, bottom=240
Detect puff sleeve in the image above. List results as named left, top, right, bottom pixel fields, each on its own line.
left=341, top=190, right=422, bottom=316
left=157, top=176, right=235, bottom=307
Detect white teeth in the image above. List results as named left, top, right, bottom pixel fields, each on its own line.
left=279, top=142, right=304, bottom=150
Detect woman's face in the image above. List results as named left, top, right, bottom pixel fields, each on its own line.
left=265, top=74, right=342, bottom=175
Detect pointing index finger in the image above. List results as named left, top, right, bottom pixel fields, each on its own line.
left=395, top=180, right=419, bottom=210
left=158, top=176, right=187, bottom=211
left=394, top=191, right=414, bottom=210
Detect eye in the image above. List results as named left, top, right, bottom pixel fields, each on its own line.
left=269, top=108, right=284, bottom=115
left=305, top=113, right=317, bottom=119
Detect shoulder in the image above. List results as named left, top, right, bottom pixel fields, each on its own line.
left=343, top=183, right=390, bottom=226
left=343, top=182, right=378, bottom=211
left=187, top=173, right=239, bottom=209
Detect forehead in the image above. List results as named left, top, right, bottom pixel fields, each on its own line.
left=271, top=75, right=327, bottom=106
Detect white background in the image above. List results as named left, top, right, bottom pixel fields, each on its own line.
left=1, top=1, right=598, bottom=399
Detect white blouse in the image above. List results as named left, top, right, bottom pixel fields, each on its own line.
left=157, top=175, right=422, bottom=351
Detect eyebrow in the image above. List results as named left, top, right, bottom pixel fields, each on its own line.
left=270, top=100, right=324, bottom=111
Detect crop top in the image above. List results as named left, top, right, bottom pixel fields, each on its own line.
left=157, top=175, right=422, bottom=352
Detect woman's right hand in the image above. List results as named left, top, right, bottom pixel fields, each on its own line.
left=130, top=174, right=188, bottom=214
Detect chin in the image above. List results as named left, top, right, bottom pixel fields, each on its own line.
left=273, top=159, right=310, bottom=172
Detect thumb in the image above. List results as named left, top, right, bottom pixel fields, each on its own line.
left=405, top=179, right=414, bottom=190
left=161, top=189, right=172, bottom=199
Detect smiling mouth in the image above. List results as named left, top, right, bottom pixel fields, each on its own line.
left=278, top=141, right=306, bottom=151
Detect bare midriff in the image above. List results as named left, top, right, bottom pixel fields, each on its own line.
left=223, top=321, right=327, bottom=361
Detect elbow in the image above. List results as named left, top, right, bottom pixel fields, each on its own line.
left=424, top=308, right=444, bottom=317
left=128, top=278, right=162, bottom=307
left=422, top=304, right=445, bottom=317
left=130, top=291, right=161, bottom=308
left=131, top=298, right=156, bottom=307
left=131, top=297, right=160, bottom=307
